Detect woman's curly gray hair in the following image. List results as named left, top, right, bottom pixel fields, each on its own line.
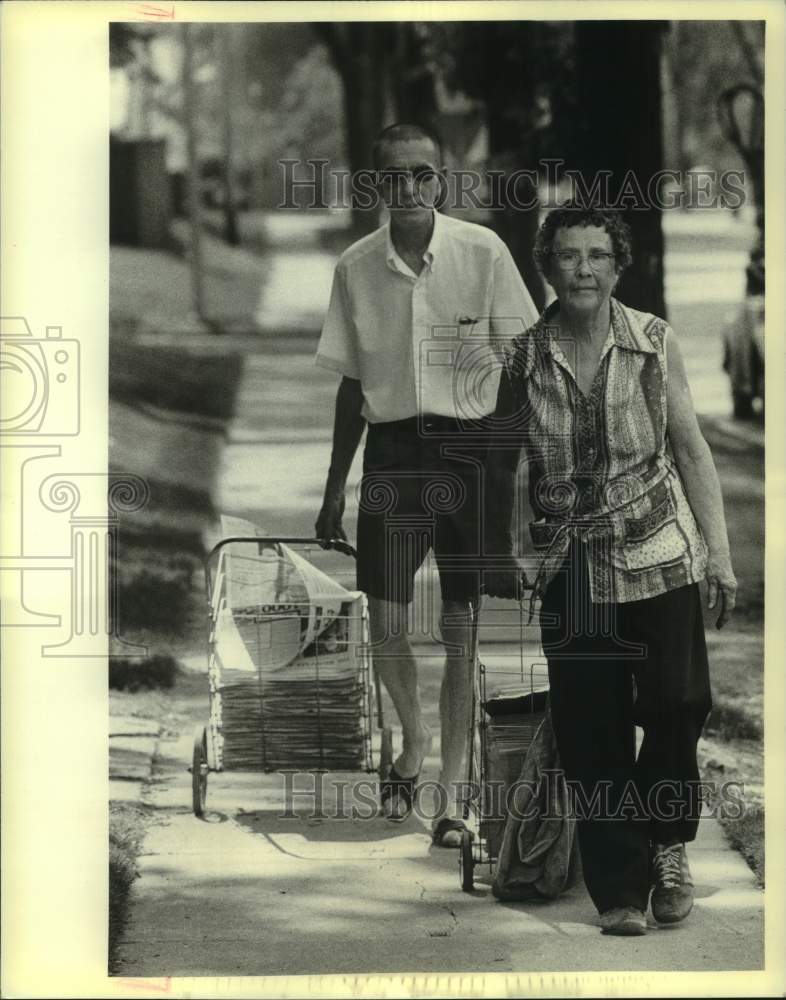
left=533, top=203, right=634, bottom=276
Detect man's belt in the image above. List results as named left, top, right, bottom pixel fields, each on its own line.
left=371, top=414, right=493, bottom=435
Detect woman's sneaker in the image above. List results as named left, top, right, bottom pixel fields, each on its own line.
left=651, top=842, right=694, bottom=924
left=599, top=907, right=647, bottom=936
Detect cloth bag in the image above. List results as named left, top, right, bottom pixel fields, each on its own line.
left=492, top=706, right=579, bottom=900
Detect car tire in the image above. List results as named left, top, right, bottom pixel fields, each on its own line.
left=732, top=390, right=754, bottom=420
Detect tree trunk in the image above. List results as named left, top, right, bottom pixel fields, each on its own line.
left=319, top=23, right=393, bottom=236
left=391, top=24, right=438, bottom=129
left=495, top=170, right=546, bottom=315
left=574, top=22, right=667, bottom=318
left=221, top=26, right=240, bottom=246
left=486, top=112, right=547, bottom=313
left=182, top=23, right=207, bottom=322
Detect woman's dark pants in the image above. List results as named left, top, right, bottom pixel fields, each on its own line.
left=540, top=543, right=712, bottom=913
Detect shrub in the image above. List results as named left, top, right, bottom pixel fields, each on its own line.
left=109, top=654, right=180, bottom=691
left=109, top=340, right=244, bottom=420
left=116, top=568, right=192, bottom=632
left=109, top=840, right=138, bottom=952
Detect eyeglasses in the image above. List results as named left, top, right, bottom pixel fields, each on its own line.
left=550, top=250, right=616, bottom=272
left=378, top=166, right=440, bottom=187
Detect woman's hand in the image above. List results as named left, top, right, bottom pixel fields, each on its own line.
left=483, top=556, right=529, bottom=600
left=706, top=550, right=737, bottom=629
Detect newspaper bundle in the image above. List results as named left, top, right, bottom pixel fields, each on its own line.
left=208, top=516, right=370, bottom=771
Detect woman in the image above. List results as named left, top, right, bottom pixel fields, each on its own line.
left=484, top=204, right=737, bottom=936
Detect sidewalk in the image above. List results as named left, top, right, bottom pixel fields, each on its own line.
left=112, top=215, right=765, bottom=979
left=114, top=713, right=762, bottom=977
left=109, top=715, right=162, bottom=803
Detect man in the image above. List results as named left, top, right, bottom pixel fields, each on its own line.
left=315, top=123, right=539, bottom=846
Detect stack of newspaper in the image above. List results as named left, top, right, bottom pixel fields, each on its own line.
left=210, top=517, right=369, bottom=771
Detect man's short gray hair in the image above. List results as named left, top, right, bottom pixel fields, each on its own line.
left=372, top=123, right=444, bottom=171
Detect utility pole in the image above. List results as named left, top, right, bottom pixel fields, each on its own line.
left=182, top=22, right=207, bottom=322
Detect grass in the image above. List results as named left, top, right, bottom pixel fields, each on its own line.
left=704, top=696, right=763, bottom=742
left=108, top=314, right=240, bottom=655
left=700, top=628, right=764, bottom=883
left=108, top=233, right=246, bottom=647
left=719, top=805, right=765, bottom=887
left=109, top=801, right=155, bottom=973
left=110, top=218, right=273, bottom=335
left=110, top=684, right=177, bottom=721
left=699, top=724, right=764, bottom=886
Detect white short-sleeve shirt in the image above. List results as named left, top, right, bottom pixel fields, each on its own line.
left=315, top=212, right=539, bottom=423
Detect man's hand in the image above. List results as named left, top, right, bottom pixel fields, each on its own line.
left=316, top=377, right=365, bottom=548
left=315, top=492, right=347, bottom=547
left=706, top=550, right=737, bottom=629
left=483, top=556, right=529, bottom=600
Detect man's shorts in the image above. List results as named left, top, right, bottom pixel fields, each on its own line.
left=356, top=415, right=491, bottom=604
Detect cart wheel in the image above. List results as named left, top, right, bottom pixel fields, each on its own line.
left=459, top=830, right=474, bottom=892
left=379, top=726, right=394, bottom=779
left=192, top=724, right=208, bottom=818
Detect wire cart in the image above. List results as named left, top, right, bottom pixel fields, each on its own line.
left=191, top=535, right=393, bottom=816
left=458, top=594, right=550, bottom=891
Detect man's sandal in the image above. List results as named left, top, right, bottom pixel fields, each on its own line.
left=379, top=766, right=420, bottom=822
left=432, top=817, right=474, bottom=848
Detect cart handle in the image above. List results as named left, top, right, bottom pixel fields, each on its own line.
left=207, top=535, right=355, bottom=561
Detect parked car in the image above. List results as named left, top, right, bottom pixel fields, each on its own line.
left=722, top=252, right=764, bottom=419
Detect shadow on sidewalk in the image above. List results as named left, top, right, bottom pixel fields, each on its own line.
left=235, top=809, right=431, bottom=849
